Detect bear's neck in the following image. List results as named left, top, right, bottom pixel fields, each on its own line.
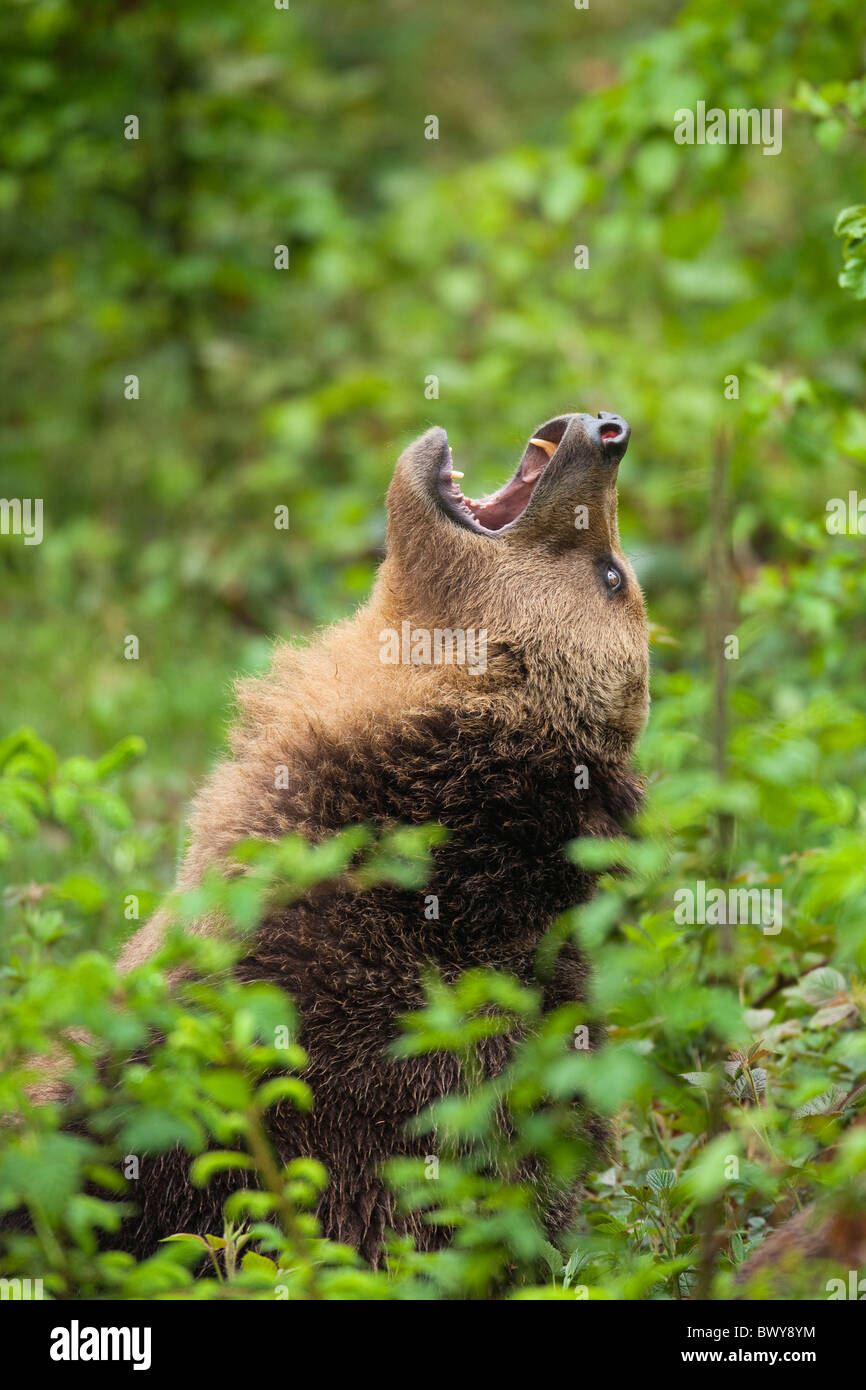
left=289, top=701, right=642, bottom=957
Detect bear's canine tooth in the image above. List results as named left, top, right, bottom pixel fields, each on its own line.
left=529, top=437, right=556, bottom=458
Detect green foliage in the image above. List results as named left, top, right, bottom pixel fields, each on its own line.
left=0, top=776, right=450, bottom=1299
left=1, top=0, right=866, bottom=1300
left=834, top=205, right=866, bottom=300
left=2, top=719, right=865, bottom=1299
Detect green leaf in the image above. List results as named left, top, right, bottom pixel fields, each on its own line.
left=255, top=1077, right=313, bottom=1112
left=647, top=1168, right=677, bottom=1197
left=241, top=1251, right=278, bottom=1275
left=190, top=1152, right=255, bottom=1187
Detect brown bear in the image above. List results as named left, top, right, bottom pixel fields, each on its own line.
left=735, top=1176, right=866, bottom=1299
left=110, top=409, right=649, bottom=1262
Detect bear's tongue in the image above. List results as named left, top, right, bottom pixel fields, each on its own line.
left=464, top=473, right=535, bottom=530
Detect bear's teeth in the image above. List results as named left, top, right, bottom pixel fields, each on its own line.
left=529, top=437, right=556, bottom=458
left=452, top=470, right=464, bottom=479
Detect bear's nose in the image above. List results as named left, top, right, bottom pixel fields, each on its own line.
left=576, top=411, right=630, bottom=462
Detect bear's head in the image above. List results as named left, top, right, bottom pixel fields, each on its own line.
left=376, top=412, right=649, bottom=758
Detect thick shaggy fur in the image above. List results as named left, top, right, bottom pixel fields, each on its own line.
left=112, top=415, right=650, bottom=1260
left=735, top=1176, right=866, bottom=1298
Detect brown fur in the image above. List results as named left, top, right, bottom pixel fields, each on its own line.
left=737, top=1196, right=866, bottom=1300
left=72, top=416, right=651, bottom=1261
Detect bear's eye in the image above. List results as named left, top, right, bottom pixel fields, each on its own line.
left=605, top=563, right=622, bottom=592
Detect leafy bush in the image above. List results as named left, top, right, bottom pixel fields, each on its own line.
left=2, top=714, right=865, bottom=1300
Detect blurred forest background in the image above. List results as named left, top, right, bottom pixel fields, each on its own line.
left=1, top=0, right=866, bottom=1299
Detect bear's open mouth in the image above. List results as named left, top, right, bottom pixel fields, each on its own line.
left=437, top=417, right=570, bottom=536
left=435, top=412, right=630, bottom=537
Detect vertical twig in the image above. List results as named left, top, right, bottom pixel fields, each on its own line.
left=696, top=430, right=736, bottom=1300
left=708, top=428, right=735, bottom=950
